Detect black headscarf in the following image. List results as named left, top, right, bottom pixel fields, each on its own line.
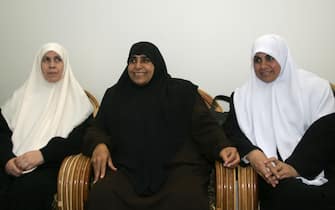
left=95, top=42, right=198, bottom=195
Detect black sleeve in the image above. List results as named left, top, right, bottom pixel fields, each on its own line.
left=191, top=93, right=233, bottom=162
left=286, top=113, right=335, bottom=179
left=0, top=109, right=15, bottom=168
left=82, top=89, right=113, bottom=157
left=40, top=114, right=93, bottom=164
left=222, top=93, right=259, bottom=158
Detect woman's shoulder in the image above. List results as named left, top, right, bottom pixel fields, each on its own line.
left=298, top=69, right=330, bottom=89
left=103, top=85, right=118, bottom=97
left=169, top=77, right=194, bottom=85
left=298, top=69, right=332, bottom=98
left=167, top=78, right=198, bottom=106
left=168, top=78, right=198, bottom=90
left=298, top=69, right=334, bottom=112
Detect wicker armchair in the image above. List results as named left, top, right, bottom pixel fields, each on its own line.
left=198, top=89, right=258, bottom=210
left=57, top=89, right=258, bottom=210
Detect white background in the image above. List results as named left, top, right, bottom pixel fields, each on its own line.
left=1, top=0, right=334, bottom=104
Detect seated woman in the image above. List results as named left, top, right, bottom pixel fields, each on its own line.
left=82, top=41, right=240, bottom=210
left=224, top=34, right=335, bottom=210
left=0, top=43, right=93, bottom=210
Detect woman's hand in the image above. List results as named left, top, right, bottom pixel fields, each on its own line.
left=91, top=143, right=117, bottom=183
left=219, top=147, right=240, bottom=168
left=264, top=157, right=299, bottom=180
left=247, top=150, right=278, bottom=187
left=5, top=158, right=23, bottom=177
left=15, top=150, right=44, bottom=172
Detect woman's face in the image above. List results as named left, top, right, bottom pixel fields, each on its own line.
left=41, top=51, right=64, bottom=83
left=253, top=52, right=281, bottom=83
left=127, top=55, right=155, bottom=86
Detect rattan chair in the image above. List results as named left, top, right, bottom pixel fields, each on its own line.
left=56, top=90, right=99, bottom=210
left=198, top=89, right=258, bottom=210
left=84, top=90, right=99, bottom=117
left=57, top=89, right=256, bottom=210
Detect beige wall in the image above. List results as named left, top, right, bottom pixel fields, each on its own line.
left=1, top=0, right=334, bottom=104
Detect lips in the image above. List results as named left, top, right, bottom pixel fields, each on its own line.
left=47, top=72, right=58, bottom=75
left=260, top=70, right=273, bottom=76
left=134, top=72, right=146, bottom=76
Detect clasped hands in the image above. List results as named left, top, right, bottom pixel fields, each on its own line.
left=247, top=150, right=299, bottom=187
left=5, top=150, right=44, bottom=177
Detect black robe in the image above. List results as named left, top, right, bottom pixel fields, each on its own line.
left=0, top=109, right=91, bottom=210
left=83, top=92, right=232, bottom=210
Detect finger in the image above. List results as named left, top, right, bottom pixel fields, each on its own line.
left=228, top=157, right=240, bottom=168
left=276, top=166, right=290, bottom=179
left=108, top=158, right=117, bottom=171
left=264, top=160, right=281, bottom=179
left=222, top=152, right=232, bottom=166
left=265, top=157, right=277, bottom=162
left=24, top=163, right=35, bottom=171
left=220, top=153, right=228, bottom=164
left=221, top=149, right=236, bottom=163
left=264, top=157, right=280, bottom=168
left=264, top=175, right=278, bottom=187
left=223, top=156, right=235, bottom=167
left=14, top=158, right=26, bottom=171
left=256, top=168, right=276, bottom=187
left=268, top=165, right=280, bottom=179
left=263, top=165, right=278, bottom=182
left=99, top=156, right=107, bottom=179
left=226, top=153, right=240, bottom=167
left=92, top=158, right=101, bottom=183
left=12, top=164, right=23, bottom=177
left=230, top=153, right=240, bottom=167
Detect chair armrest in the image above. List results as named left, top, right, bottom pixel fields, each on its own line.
left=215, top=163, right=258, bottom=210
left=238, top=165, right=258, bottom=210
left=215, top=161, right=236, bottom=210
left=57, top=154, right=92, bottom=210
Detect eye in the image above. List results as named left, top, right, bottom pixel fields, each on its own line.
left=54, top=56, right=63, bottom=63
left=42, top=57, right=51, bottom=63
left=142, top=57, right=151, bottom=63
left=253, top=56, right=262, bottom=64
left=265, top=55, right=275, bottom=62
left=128, top=57, right=136, bottom=64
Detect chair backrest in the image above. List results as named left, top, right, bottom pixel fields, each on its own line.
left=84, top=90, right=99, bottom=117
left=197, top=89, right=223, bottom=112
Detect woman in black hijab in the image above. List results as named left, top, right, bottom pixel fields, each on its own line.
left=83, top=42, right=239, bottom=210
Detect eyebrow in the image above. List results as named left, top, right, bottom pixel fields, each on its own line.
left=43, top=55, right=62, bottom=58
left=131, top=55, right=148, bottom=58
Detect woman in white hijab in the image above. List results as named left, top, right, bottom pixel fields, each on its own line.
left=224, top=34, right=335, bottom=210
left=0, top=43, right=93, bottom=210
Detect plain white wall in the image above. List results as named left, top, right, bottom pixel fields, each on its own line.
left=1, top=0, right=334, bottom=105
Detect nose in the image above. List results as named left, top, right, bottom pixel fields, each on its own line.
left=49, top=60, right=56, bottom=68
left=134, top=60, right=142, bottom=69
left=259, top=60, right=267, bottom=69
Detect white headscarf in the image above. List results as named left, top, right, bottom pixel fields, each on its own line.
left=1, top=43, right=93, bottom=156
left=234, top=34, right=335, bottom=185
